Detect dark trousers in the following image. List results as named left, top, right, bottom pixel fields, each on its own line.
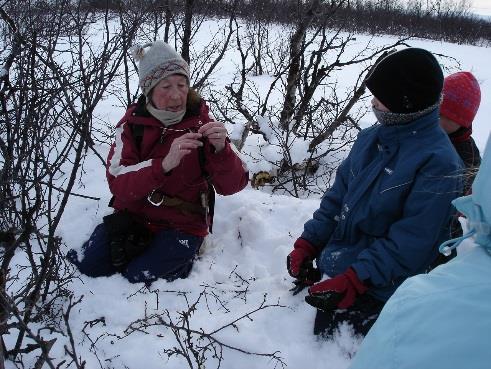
left=314, top=293, right=384, bottom=338
left=67, top=224, right=203, bottom=284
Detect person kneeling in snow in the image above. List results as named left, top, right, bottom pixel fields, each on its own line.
left=286, top=48, right=463, bottom=337
left=349, top=133, right=491, bottom=369
left=67, top=41, right=248, bottom=284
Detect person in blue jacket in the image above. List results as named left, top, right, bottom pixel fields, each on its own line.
left=349, top=133, right=491, bottom=369
left=286, top=48, right=464, bottom=337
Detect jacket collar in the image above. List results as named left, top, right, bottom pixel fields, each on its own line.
left=449, top=126, right=472, bottom=143
left=122, top=94, right=208, bottom=130
left=376, top=108, right=440, bottom=143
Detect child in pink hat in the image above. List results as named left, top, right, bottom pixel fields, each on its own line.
left=440, top=71, right=481, bottom=195
left=439, top=71, right=481, bottom=243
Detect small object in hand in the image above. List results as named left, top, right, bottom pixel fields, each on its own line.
left=297, top=260, right=322, bottom=284
left=286, top=238, right=319, bottom=279
left=289, top=261, right=321, bottom=296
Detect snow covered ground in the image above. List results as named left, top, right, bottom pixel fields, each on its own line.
left=5, top=19, right=491, bottom=369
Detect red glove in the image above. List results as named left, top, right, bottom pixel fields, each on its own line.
left=287, top=238, right=318, bottom=280
left=307, top=268, right=367, bottom=309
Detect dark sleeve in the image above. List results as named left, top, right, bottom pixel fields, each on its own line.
left=454, top=137, right=481, bottom=195
left=300, top=157, right=349, bottom=250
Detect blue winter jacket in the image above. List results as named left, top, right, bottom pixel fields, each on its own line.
left=349, top=133, right=491, bottom=369
left=301, top=108, right=463, bottom=301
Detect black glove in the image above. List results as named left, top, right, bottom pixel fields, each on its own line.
left=103, top=211, right=152, bottom=269
left=109, top=234, right=128, bottom=269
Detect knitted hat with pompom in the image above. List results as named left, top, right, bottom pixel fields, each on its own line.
left=131, top=41, right=189, bottom=97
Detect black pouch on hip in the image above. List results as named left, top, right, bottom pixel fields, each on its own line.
left=103, top=211, right=153, bottom=270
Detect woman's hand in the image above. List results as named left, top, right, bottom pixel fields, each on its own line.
left=161, top=132, right=203, bottom=173
left=198, top=121, right=228, bottom=153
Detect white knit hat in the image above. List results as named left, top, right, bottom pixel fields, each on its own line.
left=131, top=41, right=190, bottom=97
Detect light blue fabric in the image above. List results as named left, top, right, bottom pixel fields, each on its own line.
left=301, top=109, right=463, bottom=301
left=349, top=133, right=491, bottom=369
left=452, top=132, right=491, bottom=250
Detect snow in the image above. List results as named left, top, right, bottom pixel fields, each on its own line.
left=4, top=18, right=491, bottom=369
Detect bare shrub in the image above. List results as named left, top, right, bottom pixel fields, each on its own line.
left=0, top=1, right=142, bottom=366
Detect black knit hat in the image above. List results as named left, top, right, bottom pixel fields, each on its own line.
left=365, top=48, right=444, bottom=113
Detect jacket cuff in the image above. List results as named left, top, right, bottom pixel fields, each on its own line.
left=151, top=158, right=168, bottom=181
left=350, top=264, right=373, bottom=287
left=346, top=267, right=368, bottom=294
left=299, top=231, right=326, bottom=252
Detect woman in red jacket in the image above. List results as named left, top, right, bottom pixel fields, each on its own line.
left=68, top=41, right=248, bottom=284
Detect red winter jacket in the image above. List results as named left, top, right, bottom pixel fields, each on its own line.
left=106, top=94, right=248, bottom=237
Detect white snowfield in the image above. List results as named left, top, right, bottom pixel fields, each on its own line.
left=5, top=18, right=491, bottom=369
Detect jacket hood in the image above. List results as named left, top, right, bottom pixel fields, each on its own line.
left=440, top=133, right=491, bottom=255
